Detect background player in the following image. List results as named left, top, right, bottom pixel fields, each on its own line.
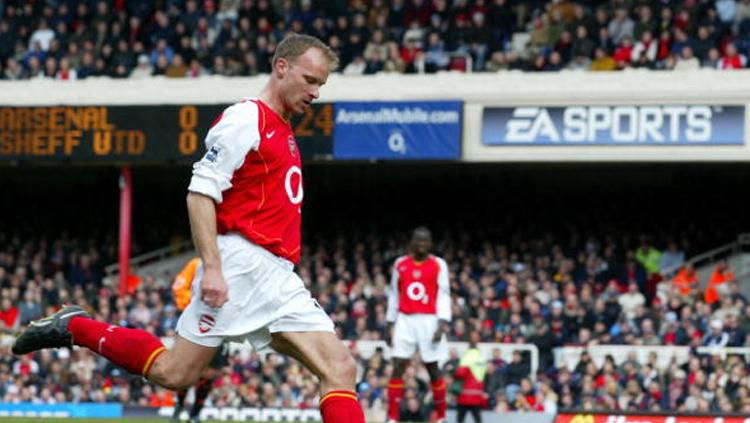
left=12, top=34, right=365, bottom=423
left=386, top=227, right=451, bottom=423
left=171, top=257, right=228, bottom=423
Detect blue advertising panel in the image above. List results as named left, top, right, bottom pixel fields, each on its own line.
left=0, top=403, right=123, bottom=418
left=482, top=105, right=744, bottom=145
left=333, top=101, right=462, bottom=159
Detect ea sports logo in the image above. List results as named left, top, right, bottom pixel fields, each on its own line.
left=406, top=281, right=429, bottom=304
left=285, top=166, right=303, bottom=205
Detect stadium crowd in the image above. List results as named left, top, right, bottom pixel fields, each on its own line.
left=4, top=0, right=750, bottom=80
left=1, top=229, right=749, bottom=417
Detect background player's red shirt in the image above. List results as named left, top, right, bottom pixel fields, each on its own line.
left=386, top=255, right=451, bottom=321
left=188, top=99, right=303, bottom=263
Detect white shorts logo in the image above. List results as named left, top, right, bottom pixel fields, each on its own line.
left=285, top=166, right=303, bottom=204
left=406, top=281, right=428, bottom=304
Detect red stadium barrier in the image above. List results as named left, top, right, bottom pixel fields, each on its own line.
left=556, top=413, right=749, bottom=423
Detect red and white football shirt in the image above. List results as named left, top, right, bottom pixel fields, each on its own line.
left=386, top=255, right=451, bottom=321
left=188, top=98, right=303, bottom=263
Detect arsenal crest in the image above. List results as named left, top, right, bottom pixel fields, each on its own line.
left=198, top=314, right=216, bottom=333
left=288, top=135, right=297, bottom=157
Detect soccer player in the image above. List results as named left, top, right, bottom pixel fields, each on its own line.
left=13, top=34, right=365, bottom=423
left=386, top=227, right=451, bottom=423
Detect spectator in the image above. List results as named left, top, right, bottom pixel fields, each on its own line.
left=149, top=39, right=175, bottom=67
left=717, top=43, right=747, bottom=69
left=608, top=8, right=634, bottom=45
left=3, top=58, right=23, bottom=80
left=454, top=332, right=488, bottom=423
left=400, top=396, right=426, bottom=422
left=0, top=298, right=20, bottom=333
left=612, top=37, right=634, bottom=69
left=571, top=25, right=595, bottom=62
left=738, top=0, right=750, bottom=23
left=704, top=319, right=729, bottom=347
left=484, top=51, right=507, bottom=72
left=424, top=32, right=450, bottom=72
left=343, top=55, right=367, bottom=75
left=165, top=54, right=188, bottom=78
left=674, top=46, right=700, bottom=70
left=660, top=242, right=685, bottom=277
left=29, top=19, right=55, bottom=52
left=18, top=289, right=42, bottom=326
left=619, top=282, right=646, bottom=320
left=631, top=31, right=657, bottom=64
left=590, top=47, right=616, bottom=71
left=633, top=6, right=656, bottom=41
left=691, top=26, right=716, bottom=62
left=705, top=261, right=736, bottom=305
left=56, top=57, right=77, bottom=80
left=716, top=0, right=737, bottom=24
left=703, top=47, right=722, bottom=68
left=188, top=58, right=207, bottom=78
left=671, top=264, right=699, bottom=300
left=42, top=56, right=57, bottom=79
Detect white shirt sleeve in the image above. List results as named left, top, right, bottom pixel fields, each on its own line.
left=436, top=257, right=451, bottom=322
left=187, top=101, right=261, bottom=203
left=386, top=258, right=402, bottom=323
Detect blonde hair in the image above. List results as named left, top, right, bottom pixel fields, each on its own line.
left=272, top=33, right=339, bottom=71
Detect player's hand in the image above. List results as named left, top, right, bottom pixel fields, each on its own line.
left=386, top=323, right=394, bottom=348
left=201, top=266, right=228, bottom=308
left=432, top=320, right=448, bottom=343
left=432, top=328, right=443, bottom=343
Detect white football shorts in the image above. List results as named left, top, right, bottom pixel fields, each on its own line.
left=391, top=313, right=448, bottom=363
left=176, top=233, right=334, bottom=349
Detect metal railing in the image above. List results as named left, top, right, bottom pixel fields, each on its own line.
left=661, top=233, right=750, bottom=277
left=104, top=239, right=194, bottom=276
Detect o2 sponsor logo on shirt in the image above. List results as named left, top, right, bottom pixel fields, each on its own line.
left=284, top=166, right=303, bottom=205
left=406, top=281, right=429, bottom=304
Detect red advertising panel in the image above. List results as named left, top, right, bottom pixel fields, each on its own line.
left=557, top=413, right=749, bottom=423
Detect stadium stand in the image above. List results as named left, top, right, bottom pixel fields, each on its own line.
left=1, top=224, right=749, bottom=414
left=3, top=0, right=750, bottom=79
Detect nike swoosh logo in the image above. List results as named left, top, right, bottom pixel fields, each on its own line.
left=30, top=320, right=52, bottom=327
left=58, top=310, right=88, bottom=320
left=31, top=310, right=88, bottom=327
left=266, top=130, right=276, bottom=138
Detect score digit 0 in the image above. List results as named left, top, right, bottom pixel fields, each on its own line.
left=178, top=106, right=198, bottom=155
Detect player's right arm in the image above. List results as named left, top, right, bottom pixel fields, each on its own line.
left=385, top=258, right=402, bottom=347
left=186, top=101, right=261, bottom=308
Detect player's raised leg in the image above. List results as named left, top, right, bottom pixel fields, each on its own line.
left=270, top=331, right=365, bottom=423
left=12, top=307, right=218, bottom=391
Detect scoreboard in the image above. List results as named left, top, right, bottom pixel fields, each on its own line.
left=0, top=103, right=334, bottom=163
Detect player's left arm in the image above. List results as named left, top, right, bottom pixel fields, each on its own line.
left=432, top=257, right=452, bottom=342
left=386, top=259, right=401, bottom=347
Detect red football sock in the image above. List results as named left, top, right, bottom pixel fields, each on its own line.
left=432, top=378, right=447, bottom=419
left=319, top=390, right=365, bottom=423
left=387, top=378, right=404, bottom=421
left=68, top=316, right=166, bottom=377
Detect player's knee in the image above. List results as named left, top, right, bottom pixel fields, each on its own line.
left=326, top=351, right=357, bottom=386
left=149, top=356, right=199, bottom=391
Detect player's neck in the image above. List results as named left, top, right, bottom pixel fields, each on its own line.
left=411, top=253, right=429, bottom=263
left=258, top=85, right=291, bottom=123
